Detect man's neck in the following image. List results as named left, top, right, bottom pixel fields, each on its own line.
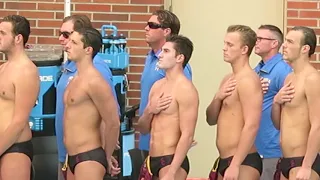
left=6, top=47, right=28, bottom=62
left=291, top=56, right=310, bottom=74
left=150, top=39, right=166, bottom=53
left=261, top=51, right=278, bottom=63
left=231, top=56, right=251, bottom=75
left=75, top=57, right=93, bottom=75
left=164, top=65, right=184, bottom=82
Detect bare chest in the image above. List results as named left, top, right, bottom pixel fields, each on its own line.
left=284, top=78, right=306, bottom=108
left=153, top=85, right=178, bottom=116
left=0, top=64, right=16, bottom=101
left=64, top=77, right=89, bottom=106
left=222, top=88, right=240, bottom=108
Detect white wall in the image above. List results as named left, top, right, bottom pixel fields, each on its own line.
left=168, top=0, right=285, bottom=177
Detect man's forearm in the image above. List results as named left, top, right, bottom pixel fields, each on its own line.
left=100, top=122, right=106, bottom=149
left=105, top=125, right=119, bottom=160
left=0, top=122, right=25, bottom=155
left=230, top=125, right=258, bottom=167
left=136, top=107, right=154, bottom=134
left=302, top=125, right=320, bottom=168
left=271, top=102, right=282, bottom=130
left=168, top=133, right=193, bottom=174
left=206, top=95, right=222, bottom=126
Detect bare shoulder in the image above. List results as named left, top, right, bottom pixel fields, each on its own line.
left=305, top=71, right=320, bottom=87
left=87, top=69, right=107, bottom=87
left=285, top=72, right=294, bottom=83
left=237, top=70, right=260, bottom=88
left=176, top=78, right=199, bottom=102
left=15, top=59, right=39, bottom=80
left=152, top=78, right=165, bottom=89
left=220, top=73, right=233, bottom=85
left=149, top=78, right=165, bottom=94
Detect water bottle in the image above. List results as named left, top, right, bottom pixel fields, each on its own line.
left=103, top=35, right=112, bottom=54
left=118, top=34, right=127, bottom=53
left=113, top=36, right=120, bottom=54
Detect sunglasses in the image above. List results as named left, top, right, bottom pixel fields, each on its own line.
left=147, top=22, right=165, bottom=29
left=59, top=31, right=73, bottom=39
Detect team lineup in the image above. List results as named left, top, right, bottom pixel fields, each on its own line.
left=0, top=8, right=319, bottom=180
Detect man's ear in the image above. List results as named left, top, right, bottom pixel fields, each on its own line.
left=301, top=44, right=310, bottom=56
left=164, top=28, right=171, bottom=37
left=85, top=46, right=93, bottom=55
left=241, top=45, right=249, bottom=55
left=15, top=34, right=24, bottom=45
left=272, top=40, right=279, bottom=49
left=176, top=54, right=185, bottom=64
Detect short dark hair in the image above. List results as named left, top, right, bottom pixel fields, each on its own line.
left=258, top=24, right=284, bottom=48
left=166, top=34, right=193, bottom=68
left=227, top=25, right=257, bottom=56
left=291, top=26, right=317, bottom=57
left=152, top=10, right=180, bottom=35
left=75, top=27, right=102, bottom=58
left=63, top=14, right=93, bottom=31
left=2, top=15, right=30, bottom=46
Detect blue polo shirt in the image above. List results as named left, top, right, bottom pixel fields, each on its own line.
left=55, top=55, right=118, bottom=163
left=138, top=50, right=192, bottom=151
left=254, top=53, right=292, bottom=158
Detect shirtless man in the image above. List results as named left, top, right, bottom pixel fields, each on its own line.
left=271, top=26, right=320, bottom=180
left=206, top=25, right=263, bottom=180
left=63, top=27, right=120, bottom=180
left=136, top=34, right=198, bottom=180
left=0, top=15, right=39, bottom=180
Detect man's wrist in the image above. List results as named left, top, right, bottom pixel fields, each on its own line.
left=273, top=98, right=281, bottom=105
left=145, top=106, right=153, bottom=115
left=229, top=160, right=241, bottom=168
left=168, top=168, right=177, bottom=175
left=214, top=93, right=222, bottom=101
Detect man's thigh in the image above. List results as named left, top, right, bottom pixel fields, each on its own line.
left=260, top=158, right=279, bottom=180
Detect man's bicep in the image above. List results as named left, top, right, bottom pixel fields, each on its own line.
left=90, top=80, right=115, bottom=111
left=238, top=79, right=262, bottom=124
left=14, top=72, right=39, bottom=122
left=179, top=89, right=199, bottom=133
left=306, top=76, right=320, bottom=124
left=94, top=64, right=113, bottom=86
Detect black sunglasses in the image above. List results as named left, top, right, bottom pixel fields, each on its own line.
left=59, top=31, right=73, bottom=39
left=147, top=22, right=164, bottom=29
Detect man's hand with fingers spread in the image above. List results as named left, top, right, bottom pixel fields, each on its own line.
left=274, top=81, right=295, bottom=105
left=260, top=77, right=270, bottom=94
left=149, top=92, right=172, bottom=114
left=216, top=77, right=236, bottom=101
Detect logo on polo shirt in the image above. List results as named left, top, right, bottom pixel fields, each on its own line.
left=67, top=76, right=74, bottom=85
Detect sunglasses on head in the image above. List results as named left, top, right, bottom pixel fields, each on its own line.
left=59, top=31, right=73, bottom=39
left=147, top=22, right=165, bottom=29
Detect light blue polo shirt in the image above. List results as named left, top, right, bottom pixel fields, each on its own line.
left=254, top=53, right=292, bottom=158
left=55, top=55, right=118, bottom=163
left=138, top=50, right=192, bottom=151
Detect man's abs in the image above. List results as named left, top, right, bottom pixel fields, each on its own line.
left=280, top=74, right=311, bottom=157
left=64, top=102, right=102, bottom=155
left=281, top=102, right=310, bottom=157
left=150, top=112, right=180, bottom=156
left=216, top=91, right=256, bottom=158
